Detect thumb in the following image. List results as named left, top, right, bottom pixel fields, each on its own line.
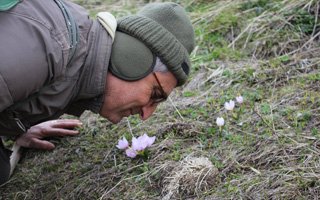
left=31, top=139, right=55, bottom=150
left=17, top=138, right=55, bottom=150
left=30, top=139, right=56, bottom=150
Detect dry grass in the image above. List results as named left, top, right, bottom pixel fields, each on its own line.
left=1, top=0, right=320, bottom=199
left=161, top=156, right=219, bottom=199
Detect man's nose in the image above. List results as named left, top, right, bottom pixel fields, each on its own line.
left=140, top=103, right=157, bottom=120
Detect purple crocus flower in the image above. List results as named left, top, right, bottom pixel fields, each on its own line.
left=132, top=136, right=144, bottom=151
left=224, top=100, right=235, bottom=111
left=116, top=137, right=129, bottom=150
left=216, top=117, right=225, bottom=127
left=125, top=148, right=137, bottom=158
left=132, top=134, right=156, bottom=151
left=236, top=96, right=244, bottom=104
left=117, top=133, right=156, bottom=158
left=140, top=134, right=156, bottom=147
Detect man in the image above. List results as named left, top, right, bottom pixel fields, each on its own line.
left=0, top=0, right=195, bottom=184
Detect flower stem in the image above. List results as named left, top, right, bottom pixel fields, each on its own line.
left=126, top=118, right=134, bottom=137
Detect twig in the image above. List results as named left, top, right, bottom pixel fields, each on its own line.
left=168, top=96, right=184, bottom=120
left=288, top=30, right=320, bottom=56
left=243, top=24, right=253, bottom=49
left=234, top=160, right=261, bottom=175
left=99, top=170, right=149, bottom=199
left=231, top=26, right=235, bottom=50
left=126, top=118, right=134, bottom=137
left=228, top=22, right=253, bottom=48
left=311, top=1, right=319, bottom=37
left=253, top=105, right=276, bottom=135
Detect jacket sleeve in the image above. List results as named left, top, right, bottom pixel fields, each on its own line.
left=0, top=32, right=51, bottom=112
left=0, top=74, right=13, bottom=112
left=0, top=1, right=67, bottom=113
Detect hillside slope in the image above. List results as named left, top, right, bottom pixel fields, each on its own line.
left=1, top=0, right=319, bottom=199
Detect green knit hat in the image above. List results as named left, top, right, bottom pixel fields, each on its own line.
left=110, top=2, right=195, bottom=86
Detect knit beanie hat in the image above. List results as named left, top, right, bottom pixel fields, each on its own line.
left=109, top=2, right=195, bottom=86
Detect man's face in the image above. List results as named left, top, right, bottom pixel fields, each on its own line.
left=99, top=71, right=177, bottom=124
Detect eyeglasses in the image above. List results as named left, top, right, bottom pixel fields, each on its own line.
left=151, top=72, right=168, bottom=104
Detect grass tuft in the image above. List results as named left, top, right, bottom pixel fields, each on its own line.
left=1, top=0, right=320, bottom=199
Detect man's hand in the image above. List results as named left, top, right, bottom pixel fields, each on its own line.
left=15, top=119, right=82, bottom=150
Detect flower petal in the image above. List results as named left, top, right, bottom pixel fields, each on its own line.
left=146, top=136, right=156, bottom=147
left=225, top=100, right=235, bottom=111
left=236, top=96, right=243, bottom=104
left=216, top=117, right=225, bottom=127
left=116, top=136, right=129, bottom=150
left=125, top=148, right=137, bottom=158
left=132, top=136, right=145, bottom=151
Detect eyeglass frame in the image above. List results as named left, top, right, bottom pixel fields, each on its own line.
left=151, top=72, right=168, bottom=105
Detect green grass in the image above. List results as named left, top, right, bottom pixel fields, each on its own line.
left=1, top=0, right=320, bottom=199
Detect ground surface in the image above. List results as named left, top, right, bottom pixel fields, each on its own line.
left=1, top=0, right=320, bottom=199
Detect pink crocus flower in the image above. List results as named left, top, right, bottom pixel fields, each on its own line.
left=132, top=136, right=144, bottom=151
left=116, top=137, right=129, bottom=150
left=117, top=133, right=156, bottom=158
left=216, top=117, right=225, bottom=127
left=125, top=148, right=137, bottom=158
left=140, top=134, right=156, bottom=147
left=236, top=96, right=244, bottom=104
left=132, top=134, right=156, bottom=151
left=224, top=100, right=235, bottom=111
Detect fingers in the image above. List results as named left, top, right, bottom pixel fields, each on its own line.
left=27, top=138, right=55, bottom=150
left=44, top=119, right=82, bottom=137
left=45, top=128, right=80, bottom=137
left=50, top=119, right=83, bottom=129
left=31, top=139, right=55, bottom=150
left=34, top=119, right=82, bottom=137
left=15, top=119, right=83, bottom=150
left=16, top=136, right=55, bottom=150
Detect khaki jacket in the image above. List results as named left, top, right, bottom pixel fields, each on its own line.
left=0, top=0, right=112, bottom=136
